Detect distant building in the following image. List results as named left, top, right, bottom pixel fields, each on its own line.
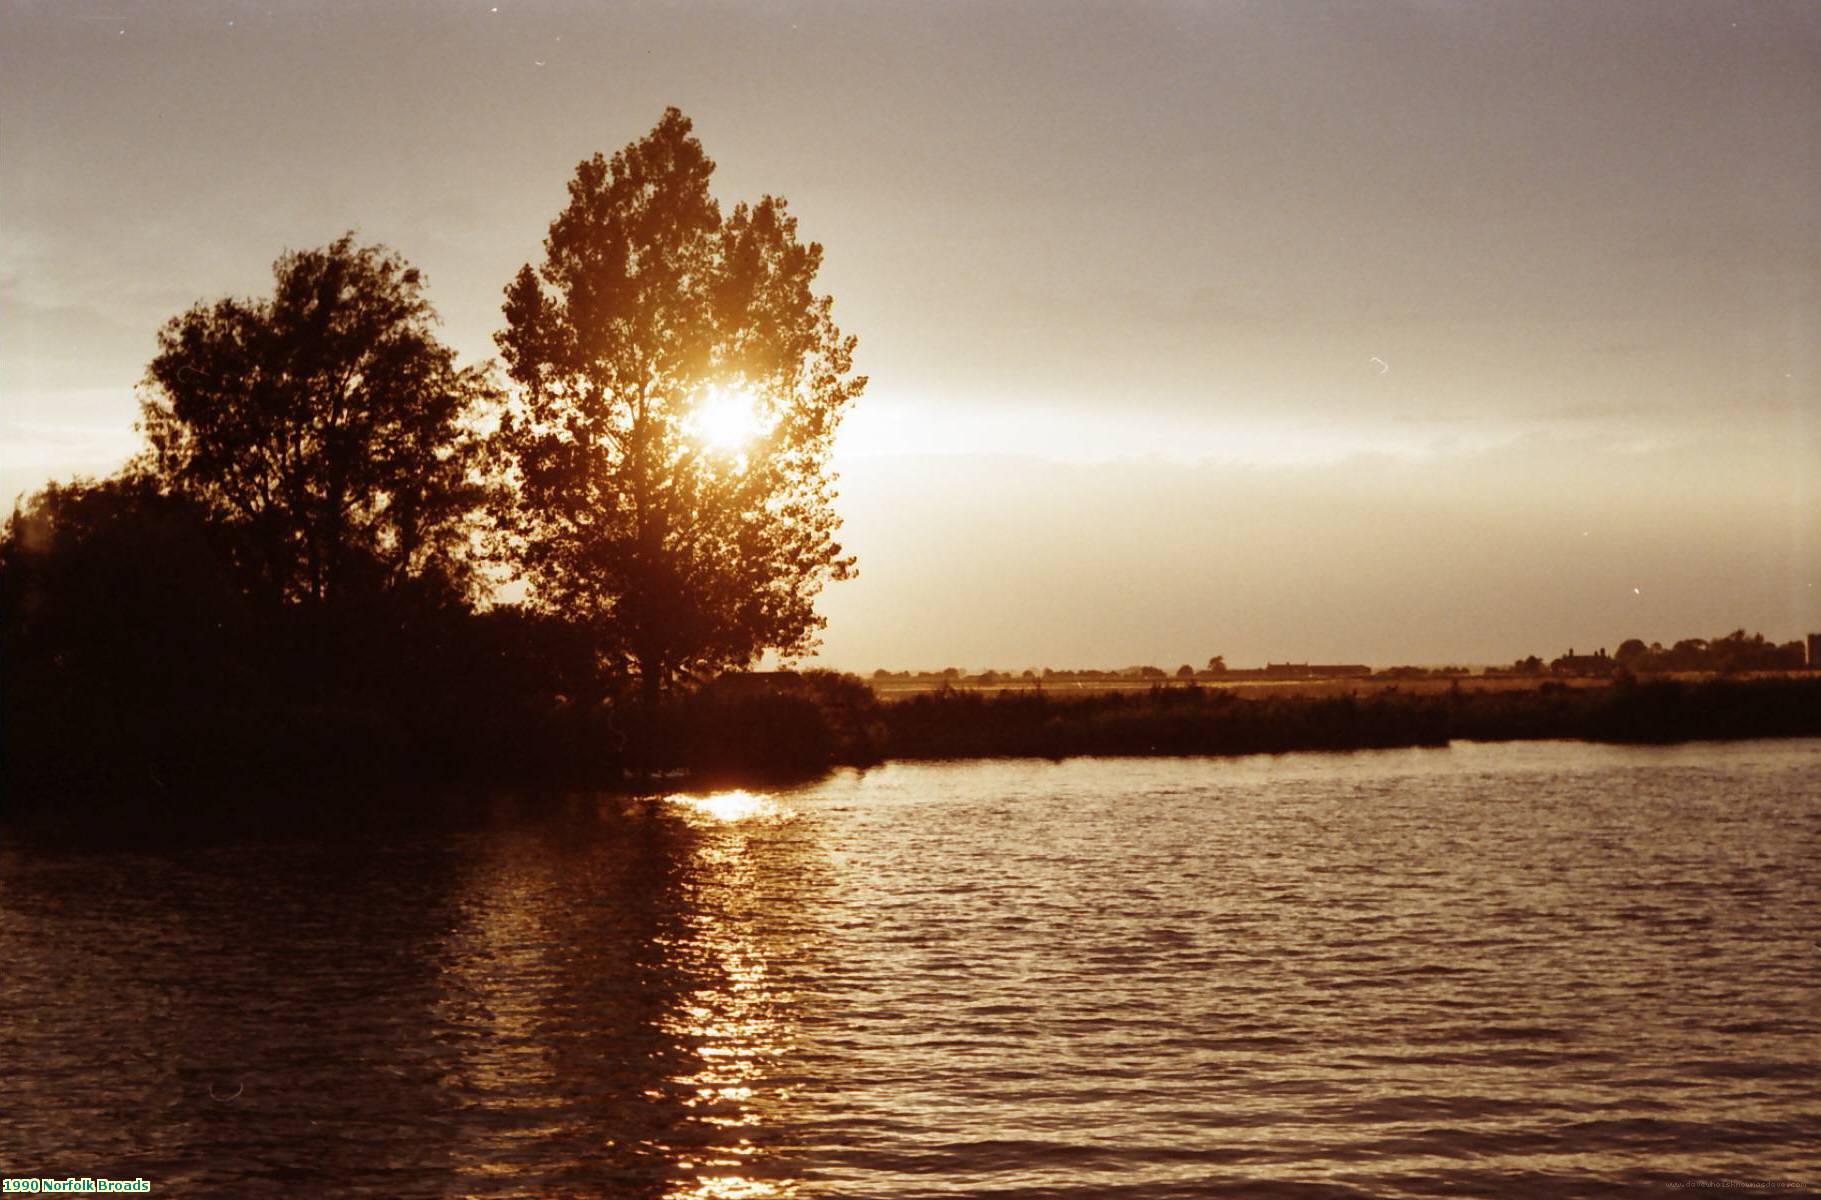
left=1809, top=633, right=1821, bottom=668
left=1551, top=647, right=1616, bottom=676
left=1263, top=663, right=1372, bottom=679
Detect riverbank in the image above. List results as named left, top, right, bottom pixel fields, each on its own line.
left=6, top=673, right=1820, bottom=807
left=876, top=674, right=1821, bottom=760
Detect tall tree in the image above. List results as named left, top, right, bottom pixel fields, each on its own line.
left=139, top=235, right=496, bottom=607
left=496, top=108, right=865, bottom=701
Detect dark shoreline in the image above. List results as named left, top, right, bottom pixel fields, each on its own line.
left=880, top=674, right=1821, bottom=759
left=6, top=675, right=1819, bottom=814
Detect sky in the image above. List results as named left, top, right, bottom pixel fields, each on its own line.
left=3, top=0, right=1816, bottom=669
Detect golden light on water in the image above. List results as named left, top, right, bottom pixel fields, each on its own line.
left=668, top=1175, right=792, bottom=1200
left=671, top=789, right=777, bottom=823
left=658, top=801, right=803, bottom=1200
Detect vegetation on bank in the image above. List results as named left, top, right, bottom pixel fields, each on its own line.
left=3, top=109, right=870, bottom=804
left=7, top=643, right=1818, bottom=804
left=4, top=106, right=1816, bottom=807
left=5, top=107, right=863, bottom=741
left=875, top=675, right=1821, bottom=760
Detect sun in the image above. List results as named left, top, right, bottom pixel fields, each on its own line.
left=689, top=383, right=770, bottom=453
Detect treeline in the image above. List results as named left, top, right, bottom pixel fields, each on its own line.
left=5, top=107, right=1815, bottom=803
left=17, top=593, right=1821, bottom=808
left=1611, top=632, right=1807, bottom=673
left=871, top=676, right=1821, bottom=760
left=3, top=110, right=868, bottom=802
left=6, top=462, right=1812, bottom=801
left=0, top=476, right=591, bottom=798
left=870, top=634, right=1813, bottom=691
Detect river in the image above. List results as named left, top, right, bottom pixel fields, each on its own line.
left=3, top=739, right=1817, bottom=1197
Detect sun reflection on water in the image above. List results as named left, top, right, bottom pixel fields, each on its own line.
left=668, top=1175, right=793, bottom=1199
left=656, top=785, right=807, bottom=1199
left=427, top=788, right=815, bottom=1196
left=670, top=790, right=780, bottom=824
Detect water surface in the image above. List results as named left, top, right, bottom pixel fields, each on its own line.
left=3, top=740, right=1818, bottom=1197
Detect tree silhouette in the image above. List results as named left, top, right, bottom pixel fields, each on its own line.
left=1, top=474, right=245, bottom=704
left=495, top=108, right=865, bottom=703
left=139, top=235, right=497, bottom=608
left=0, top=473, right=258, bottom=790
left=1615, top=638, right=1649, bottom=665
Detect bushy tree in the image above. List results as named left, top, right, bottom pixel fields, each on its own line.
left=0, top=474, right=253, bottom=788
left=495, top=108, right=864, bottom=702
left=1, top=474, right=244, bottom=695
left=139, top=234, right=496, bottom=607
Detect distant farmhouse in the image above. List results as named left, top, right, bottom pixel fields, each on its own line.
left=1551, top=647, right=1616, bottom=676
left=1263, top=663, right=1373, bottom=679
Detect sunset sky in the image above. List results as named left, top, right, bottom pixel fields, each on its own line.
left=3, top=0, right=1816, bottom=668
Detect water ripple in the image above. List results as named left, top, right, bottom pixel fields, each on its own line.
left=2, top=740, right=1819, bottom=1196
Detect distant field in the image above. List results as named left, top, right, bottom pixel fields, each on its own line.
left=866, top=672, right=1805, bottom=700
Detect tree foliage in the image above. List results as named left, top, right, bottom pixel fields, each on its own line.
left=495, top=108, right=864, bottom=699
left=1, top=474, right=246, bottom=702
left=139, top=235, right=496, bottom=607
left=0, top=474, right=252, bottom=791
left=1610, top=630, right=1804, bottom=673
left=0, top=473, right=634, bottom=796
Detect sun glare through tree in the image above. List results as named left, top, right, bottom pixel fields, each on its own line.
left=2, top=5, right=1818, bottom=1198
left=688, top=381, right=771, bottom=457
